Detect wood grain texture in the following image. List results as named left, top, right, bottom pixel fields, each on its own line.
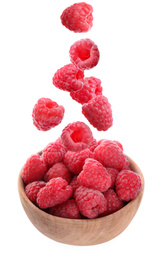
left=18, top=155, right=144, bottom=246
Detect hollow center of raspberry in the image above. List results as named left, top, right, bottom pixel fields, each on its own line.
left=70, top=131, right=83, bottom=143
left=46, top=101, right=57, bottom=109
left=78, top=48, right=90, bottom=61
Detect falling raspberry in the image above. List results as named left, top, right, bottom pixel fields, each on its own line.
left=69, top=38, right=100, bottom=70
left=52, top=63, right=84, bottom=92
left=32, top=97, right=65, bottom=131
left=61, top=2, right=93, bottom=33
left=70, top=76, right=103, bottom=104
left=61, top=121, right=93, bottom=152
left=82, top=95, right=113, bottom=131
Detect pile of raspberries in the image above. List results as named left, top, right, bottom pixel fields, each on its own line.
left=22, top=121, right=142, bottom=219
left=22, top=3, right=142, bottom=219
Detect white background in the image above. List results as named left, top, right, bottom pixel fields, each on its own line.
left=0, top=0, right=164, bottom=259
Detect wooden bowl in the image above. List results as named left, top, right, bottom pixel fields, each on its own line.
left=18, top=155, right=144, bottom=246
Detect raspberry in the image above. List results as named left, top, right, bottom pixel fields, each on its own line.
left=32, top=98, right=65, bottom=131
left=94, top=140, right=129, bottom=171
left=49, top=199, right=81, bottom=219
left=70, top=76, right=103, bottom=104
left=87, top=138, right=98, bottom=152
left=63, top=149, right=92, bottom=174
left=102, top=189, right=124, bottom=215
left=22, top=154, right=48, bottom=185
left=61, top=121, right=93, bottom=152
left=37, top=177, right=73, bottom=209
left=74, top=186, right=107, bottom=219
left=52, top=64, right=84, bottom=92
left=42, top=139, right=66, bottom=166
left=77, top=158, right=111, bottom=192
left=44, top=162, right=72, bottom=183
left=105, top=168, right=119, bottom=189
left=69, top=175, right=81, bottom=193
left=69, top=38, right=100, bottom=70
left=98, top=139, right=123, bottom=151
left=60, top=2, right=93, bottom=33
left=115, top=170, right=142, bottom=201
left=25, top=181, right=46, bottom=204
left=82, top=95, right=113, bottom=131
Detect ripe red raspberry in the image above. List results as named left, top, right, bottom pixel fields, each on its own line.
left=82, top=95, right=113, bottom=131
left=44, top=162, right=72, bottom=183
left=98, top=139, right=123, bottom=151
left=42, top=139, right=66, bottom=166
left=70, top=76, right=103, bottom=104
left=25, top=181, right=46, bottom=204
left=37, top=177, right=73, bottom=209
left=63, top=149, right=92, bottom=174
left=87, top=138, right=98, bottom=152
left=61, top=121, right=93, bottom=152
left=32, top=98, right=65, bottom=131
left=77, top=158, right=111, bottom=192
left=52, top=64, right=84, bottom=92
left=94, top=140, right=129, bottom=171
left=116, top=170, right=142, bottom=201
left=69, top=38, right=100, bottom=70
left=22, top=154, right=48, bottom=185
left=49, top=199, right=81, bottom=219
left=60, top=2, right=93, bottom=33
left=69, top=175, right=81, bottom=193
left=105, top=168, right=119, bottom=189
left=74, top=186, right=107, bottom=219
left=102, top=189, right=124, bottom=215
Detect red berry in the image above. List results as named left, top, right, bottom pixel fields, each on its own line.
left=105, top=168, right=119, bottom=189
left=52, top=64, right=84, bottom=92
left=103, top=189, right=124, bottom=215
left=61, top=121, right=93, bottom=152
left=25, top=181, right=46, bottom=204
left=82, top=95, right=113, bottom=131
left=22, top=154, right=48, bottom=185
left=94, top=140, right=129, bottom=171
left=37, top=177, right=73, bottom=209
left=70, top=76, right=103, bottom=104
left=87, top=138, right=98, bottom=152
left=69, top=38, right=100, bottom=70
left=63, top=149, right=92, bottom=174
left=74, top=186, right=107, bottom=219
left=115, top=170, right=142, bottom=201
left=44, top=162, right=72, bottom=183
left=69, top=175, right=81, bottom=193
left=42, top=139, right=66, bottom=166
left=77, top=158, right=111, bottom=192
left=61, top=2, right=93, bottom=33
left=49, top=199, right=81, bottom=219
left=32, top=98, right=65, bottom=131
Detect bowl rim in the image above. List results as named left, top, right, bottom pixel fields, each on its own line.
left=18, top=154, right=144, bottom=223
